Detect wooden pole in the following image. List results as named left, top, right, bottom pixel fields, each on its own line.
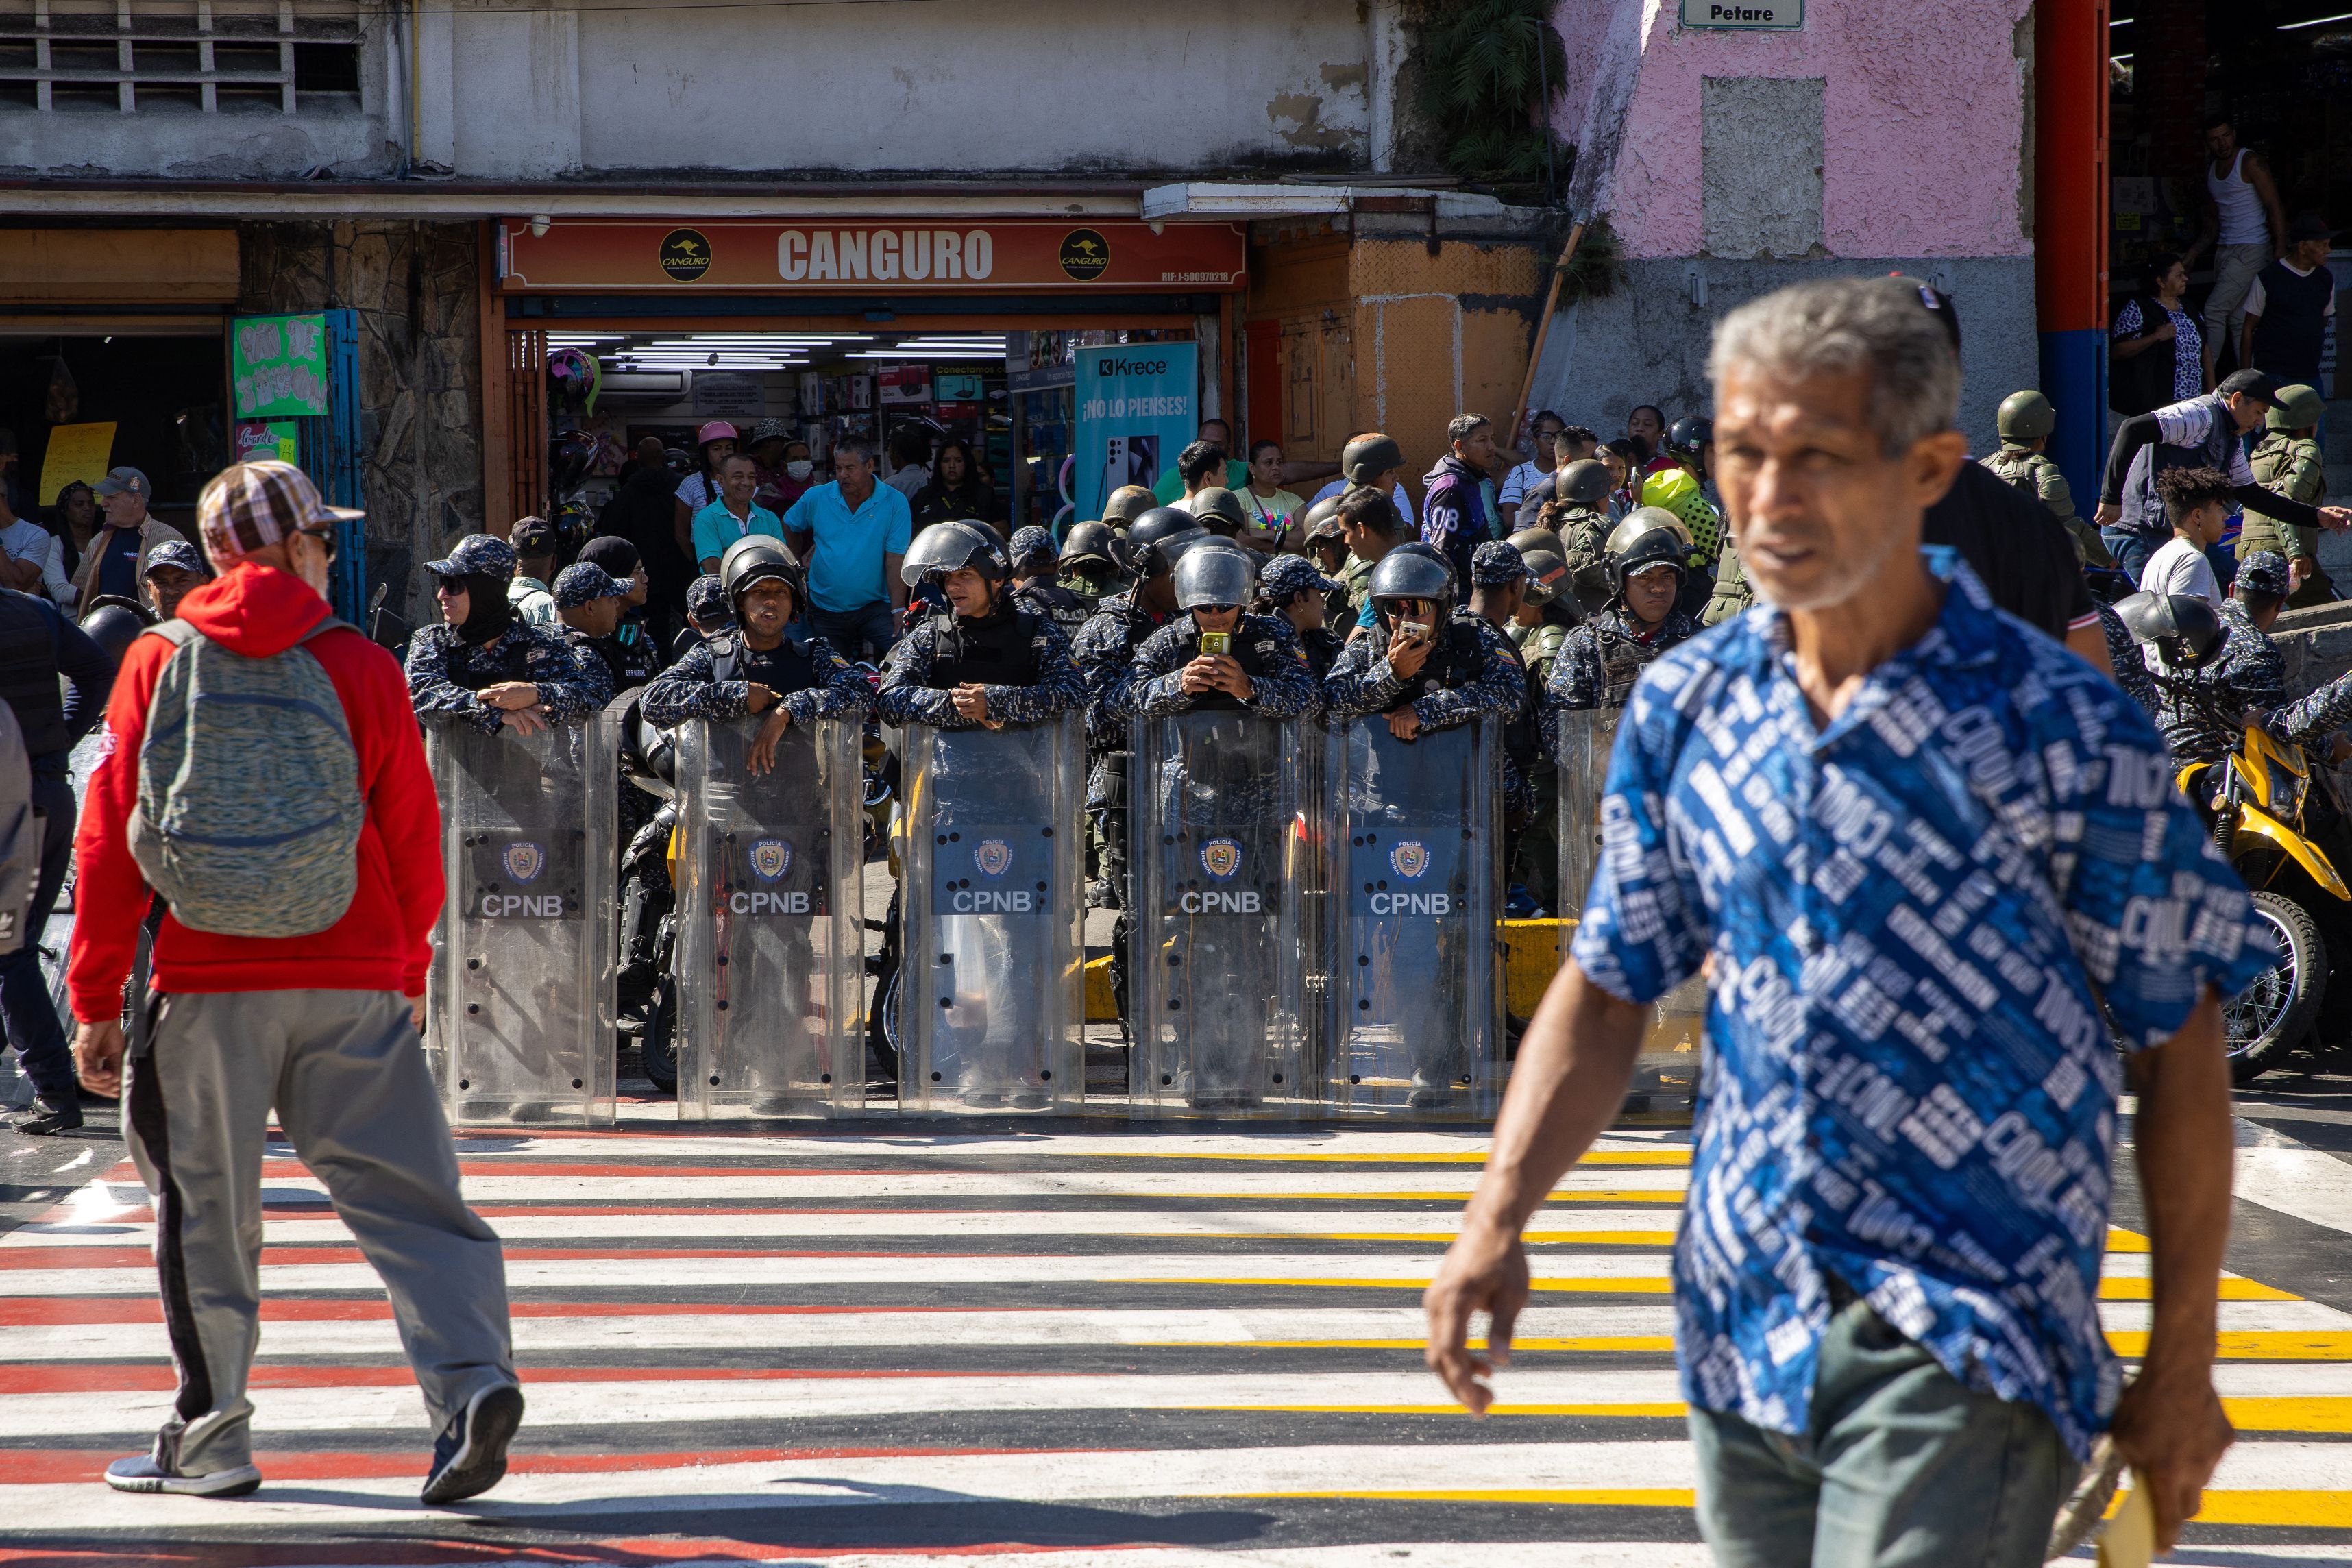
left=1508, top=219, right=1587, bottom=452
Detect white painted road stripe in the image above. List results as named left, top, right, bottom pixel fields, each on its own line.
left=218, top=1168, right=1698, bottom=1201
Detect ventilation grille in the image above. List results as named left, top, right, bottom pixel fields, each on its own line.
left=0, top=0, right=360, bottom=115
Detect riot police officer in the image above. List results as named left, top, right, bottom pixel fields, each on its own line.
left=1008, top=526, right=1095, bottom=637
left=641, top=536, right=873, bottom=768
left=1128, top=542, right=1316, bottom=722
left=1538, top=458, right=1617, bottom=615
left=1257, top=552, right=1347, bottom=681
left=1982, top=390, right=2108, bottom=569
left=406, top=533, right=598, bottom=735
left=1323, top=543, right=1526, bottom=741
left=877, top=521, right=1088, bottom=1110
left=1056, top=520, right=1125, bottom=612
left=1544, top=509, right=1703, bottom=725
left=1072, top=506, right=1211, bottom=916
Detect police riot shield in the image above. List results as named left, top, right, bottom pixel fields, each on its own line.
left=1552, top=705, right=1699, bottom=1124
left=428, top=718, right=616, bottom=1126
left=898, top=713, right=1086, bottom=1112
left=1131, top=710, right=1309, bottom=1118
left=1325, top=716, right=1502, bottom=1118
left=673, top=714, right=866, bottom=1119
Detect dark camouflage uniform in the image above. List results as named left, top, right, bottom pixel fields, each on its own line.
left=1014, top=578, right=1097, bottom=638
left=1541, top=607, right=1703, bottom=753
left=406, top=619, right=598, bottom=733
left=2144, top=596, right=2289, bottom=762
left=1127, top=612, right=1319, bottom=722
left=639, top=630, right=873, bottom=728
left=1323, top=608, right=1526, bottom=732
left=875, top=605, right=1085, bottom=729
left=2095, top=601, right=2159, bottom=720
left=2268, top=666, right=2352, bottom=749
left=1070, top=591, right=1169, bottom=754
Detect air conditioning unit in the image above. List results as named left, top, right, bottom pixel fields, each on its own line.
left=594, top=371, right=689, bottom=406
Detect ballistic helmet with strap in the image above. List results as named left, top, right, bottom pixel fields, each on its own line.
left=1342, top=433, right=1404, bottom=485
left=2115, top=589, right=2224, bottom=669
left=1996, top=390, right=2057, bottom=441
left=1108, top=506, right=1210, bottom=578
left=1507, top=526, right=1565, bottom=559
left=719, top=534, right=804, bottom=611
left=1101, top=485, right=1158, bottom=529
left=1060, top=519, right=1118, bottom=569
left=2268, top=383, right=2325, bottom=432
left=1301, top=493, right=1347, bottom=542
left=1173, top=541, right=1258, bottom=611
left=1605, top=508, right=1695, bottom=598
left=1554, top=458, right=1613, bottom=507
left=898, top=519, right=1008, bottom=587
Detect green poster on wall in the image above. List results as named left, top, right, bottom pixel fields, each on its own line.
left=231, top=313, right=330, bottom=417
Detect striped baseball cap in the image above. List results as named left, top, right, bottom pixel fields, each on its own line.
left=197, top=458, right=361, bottom=568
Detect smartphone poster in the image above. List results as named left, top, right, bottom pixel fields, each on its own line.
left=1073, top=341, right=1198, bottom=532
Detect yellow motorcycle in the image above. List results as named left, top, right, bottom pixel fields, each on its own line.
left=2181, top=722, right=2351, bottom=1081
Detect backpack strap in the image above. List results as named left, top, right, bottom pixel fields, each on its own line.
left=143, top=615, right=354, bottom=654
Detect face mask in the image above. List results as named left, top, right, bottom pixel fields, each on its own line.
left=786, top=461, right=813, bottom=481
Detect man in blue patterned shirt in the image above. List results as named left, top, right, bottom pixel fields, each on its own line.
left=1427, top=278, right=2270, bottom=1564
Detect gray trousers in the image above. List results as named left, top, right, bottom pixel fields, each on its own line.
left=123, top=988, right=514, bottom=1473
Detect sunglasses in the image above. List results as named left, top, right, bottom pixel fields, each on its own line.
left=1388, top=598, right=1436, bottom=617
left=296, top=525, right=338, bottom=563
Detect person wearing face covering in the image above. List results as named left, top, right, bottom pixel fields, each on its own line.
left=404, top=534, right=597, bottom=735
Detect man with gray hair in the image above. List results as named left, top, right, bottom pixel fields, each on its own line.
left=1426, top=276, right=2262, bottom=1563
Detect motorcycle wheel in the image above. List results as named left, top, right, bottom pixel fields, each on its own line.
left=869, top=960, right=903, bottom=1088
left=2227, top=892, right=2327, bottom=1083
left=641, top=972, right=679, bottom=1094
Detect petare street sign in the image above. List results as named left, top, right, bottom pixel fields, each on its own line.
left=1681, top=0, right=1802, bottom=27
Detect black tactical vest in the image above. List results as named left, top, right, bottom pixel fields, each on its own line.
left=1016, top=580, right=1093, bottom=637
left=1168, top=615, right=1274, bottom=711
left=926, top=605, right=1042, bottom=690
left=709, top=630, right=821, bottom=696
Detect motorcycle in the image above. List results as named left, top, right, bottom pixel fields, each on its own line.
left=2181, top=720, right=2352, bottom=1081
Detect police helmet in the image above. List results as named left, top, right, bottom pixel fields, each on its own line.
left=718, top=534, right=803, bottom=612
left=1367, top=543, right=1457, bottom=611
left=1342, top=433, right=1405, bottom=485
left=1101, top=485, right=1159, bottom=529
left=2115, top=590, right=2224, bottom=668
left=899, top=519, right=1009, bottom=587
left=1996, top=390, right=2057, bottom=441
left=1605, top=508, right=1695, bottom=596
left=1665, top=415, right=1714, bottom=456
left=1301, top=494, right=1347, bottom=543
left=1173, top=541, right=1258, bottom=611
left=1188, top=487, right=1248, bottom=533
left=1060, top=519, right=1118, bottom=569
left=1108, top=506, right=1211, bottom=578
left=1517, top=548, right=1569, bottom=605
left=1507, top=526, right=1565, bottom=560
left=1554, top=458, right=1614, bottom=508
left=79, top=600, right=154, bottom=662
left=2268, top=383, right=2325, bottom=432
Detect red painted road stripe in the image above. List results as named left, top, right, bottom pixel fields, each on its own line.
left=0, top=1297, right=1062, bottom=1325
left=264, top=1163, right=950, bottom=1179
left=0, top=1246, right=1001, bottom=1270
left=0, top=1442, right=1062, bottom=1488
left=0, top=1363, right=1079, bottom=1394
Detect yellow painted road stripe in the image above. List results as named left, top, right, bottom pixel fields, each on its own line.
left=2220, top=1397, right=2352, bottom=1433
left=2100, top=1277, right=2299, bottom=1303
left=1142, top=1330, right=2351, bottom=1359
left=1223, top=1489, right=2352, bottom=1528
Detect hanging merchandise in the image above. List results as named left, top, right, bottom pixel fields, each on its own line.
left=43, top=356, right=79, bottom=424
left=847, top=374, right=874, bottom=411
left=547, top=346, right=602, bottom=415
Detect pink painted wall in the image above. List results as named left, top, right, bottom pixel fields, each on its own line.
left=1556, top=0, right=2033, bottom=260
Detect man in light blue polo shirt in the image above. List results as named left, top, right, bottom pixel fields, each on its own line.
left=781, top=434, right=909, bottom=659
left=689, top=454, right=787, bottom=576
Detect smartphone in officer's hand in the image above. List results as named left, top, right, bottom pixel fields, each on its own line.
left=1397, top=623, right=1430, bottom=644
left=1199, top=631, right=1232, bottom=656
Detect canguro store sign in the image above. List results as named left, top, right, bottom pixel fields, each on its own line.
left=498, top=219, right=1247, bottom=293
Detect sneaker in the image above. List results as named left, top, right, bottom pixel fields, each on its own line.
left=420, top=1382, right=523, bottom=1505
left=16, top=1097, right=82, bottom=1136
left=1406, top=1074, right=1456, bottom=1111
left=103, top=1454, right=262, bottom=1498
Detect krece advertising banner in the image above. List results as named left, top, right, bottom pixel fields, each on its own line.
left=1073, top=343, right=1199, bottom=530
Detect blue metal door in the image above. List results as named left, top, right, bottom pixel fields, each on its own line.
left=292, top=308, right=364, bottom=618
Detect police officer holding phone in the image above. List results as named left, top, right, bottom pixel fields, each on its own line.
left=1127, top=543, right=1316, bottom=722
left=1322, top=543, right=1524, bottom=740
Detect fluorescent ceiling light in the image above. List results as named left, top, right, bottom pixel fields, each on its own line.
left=2280, top=9, right=2352, bottom=25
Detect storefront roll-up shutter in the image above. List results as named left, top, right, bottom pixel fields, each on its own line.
left=507, top=328, right=548, bottom=524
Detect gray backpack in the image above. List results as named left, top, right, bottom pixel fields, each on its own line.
left=127, top=617, right=364, bottom=937
left=0, top=704, right=37, bottom=956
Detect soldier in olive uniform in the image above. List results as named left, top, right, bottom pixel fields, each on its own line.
left=1300, top=498, right=1353, bottom=628
left=1534, top=458, right=1617, bottom=617
left=1543, top=509, right=1704, bottom=743
left=1981, top=390, right=2111, bottom=569
left=1055, top=520, right=1126, bottom=612
left=2243, top=383, right=2331, bottom=606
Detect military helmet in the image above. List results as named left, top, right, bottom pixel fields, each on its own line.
left=79, top=600, right=154, bottom=662
left=1109, top=506, right=1211, bottom=578
left=1555, top=458, right=1614, bottom=507
left=1342, top=433, right=1405, bottom=485
left=2268, top=382, right=2325, bottom=432
left=1059, top=519, right=1118, bottom=569
left=1605, top=507, right=1695, bottom=597
left=1188, top=487, right=1248, bottom=532
left=1665, top=415, right=1714, bottom=456
left=1173, top=541, right=1258, bottom=611
left=1507, top=526, right=1565, bottom=560
left=2115, top=589, right=2223, bottom=668
left=1517, top=548, right=1569, bottom=605
left=1996, top=390, right=2057, bottom=441
left=1101, top=485, right=1158, bottom=529
left=899, top=519, right=1008, bottom=587
left=1301, top=494, right=1347, bottom=542
left=1367, top=542, right=1457, bottom=611
left=719, top=534, right=804, bottom=610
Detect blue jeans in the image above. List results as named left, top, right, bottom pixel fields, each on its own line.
left=1690, top=1298, right=2077, bottom=1568
left=808, top=602, right=898, bottom=662
left=0, top=772, right=79, bottom=1101
left=2100, top=526, right=2160, bottom=584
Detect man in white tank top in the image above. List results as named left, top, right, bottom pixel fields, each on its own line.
left=2188, top=116, right=2287, bottom=387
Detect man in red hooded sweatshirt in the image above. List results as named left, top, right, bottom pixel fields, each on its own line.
left=69, top=460, right=521, bottom=1504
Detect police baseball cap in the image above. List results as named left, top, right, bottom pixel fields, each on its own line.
left=1471, top=540, right=1533, bottom=586
left=2220, top=368, right=2283, bottom=405
left=1258, top=552, right=1341, bottom=602
left=687, top=574, right=730, bottom=622
left=1008, top=525, right=1058, bottom=566
left=552, top=561, right=626, bottom=609
left=140, top=540, right=207, bottom=578
left=2235, top=550, right=2292, bottom=600
left=424, top=533, right=519, bottom=581
left=92, top=465, right=150, bottom=500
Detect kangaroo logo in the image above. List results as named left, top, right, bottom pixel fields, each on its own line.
left=502, top=842, right=545, bottom=883
left=1390, top=840, right=1430, bottom=879
left=751, top=838, right=792, bottom=881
